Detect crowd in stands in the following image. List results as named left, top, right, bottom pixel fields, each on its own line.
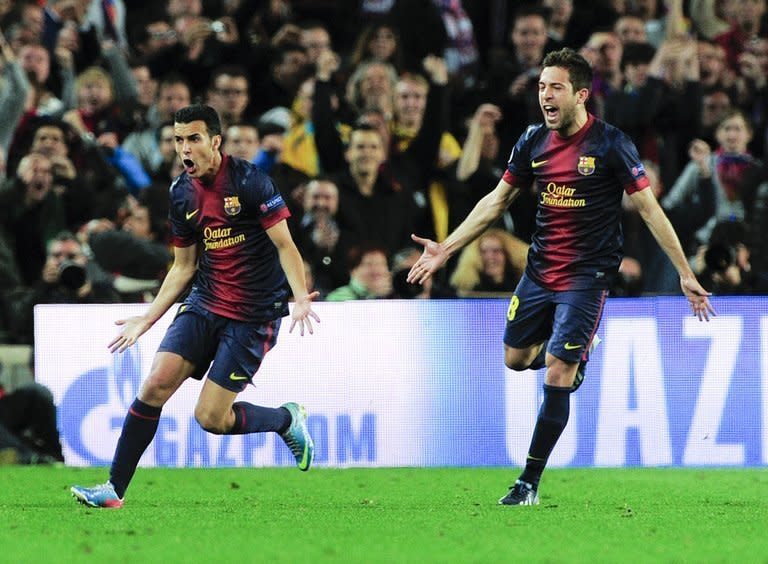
left=1, top=0, right=767, bottom=349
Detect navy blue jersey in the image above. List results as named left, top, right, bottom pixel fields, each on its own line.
left=168, top=154, right=291, bottom=322
left=503, top=114, right=650, bottom=291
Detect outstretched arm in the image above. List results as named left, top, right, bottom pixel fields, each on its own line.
left=109, top=244, right=199, bottom=352
left=267, top=219, right=320, bottom=335
left=629, top=187, right=715, bottom=320
left=407, top=178, right=520, bottom=284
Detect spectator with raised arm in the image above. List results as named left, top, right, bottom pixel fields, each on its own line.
left=0, top=31, right=30, bottom=154
left=662, top=109, right=762, bottom=250
left=646, top=37, right=704, bottom=187
left=0, top=153, right=66, bottom=286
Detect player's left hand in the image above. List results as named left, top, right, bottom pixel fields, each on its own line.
left=680, top=275, right=716, bottom=321
left=289, top=291, right=321, bottom=335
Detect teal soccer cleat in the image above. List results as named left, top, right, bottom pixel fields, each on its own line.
left=279, top=402, right=314, bottom=471
left=71, top=482, right=124, bottom=509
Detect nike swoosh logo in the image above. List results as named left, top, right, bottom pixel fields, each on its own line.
left=564, top=343, right=583, bottom=350
left=229, top=372, right=248, bottom=381
left=186, top=209, right=200, bottom=220
left=531, top=159, right=548, bottom=168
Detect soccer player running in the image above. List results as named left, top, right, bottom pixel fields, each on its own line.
left=72, top=105, right=320, bottom=508
left=407, top=49, right=715, bottom=506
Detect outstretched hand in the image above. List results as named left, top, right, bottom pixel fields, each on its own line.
left=108, top=316, right=154, bottom=353
left=290, top=291, right=321, bottom=335
left=681, top=276, right=715, bottom=321
left=406, top=234, right=450, bottom=285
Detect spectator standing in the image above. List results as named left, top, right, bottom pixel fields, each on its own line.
left=662, top=110, right=762, bottom=249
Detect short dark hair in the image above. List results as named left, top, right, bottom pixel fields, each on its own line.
left=542, top=48, right=593, bottom=92
left=209, top=64, right=250, bottom=87
left=48, top=230, right=80, bottom=253
left=513, top=5, right=549, bottom=25
left=159, top=72, right=191, bottom=91
left=174, top=104, right=222, bottom=137
left=620, top=42, right=656, bottom=71
left=345, top=242, right=389, bottom=271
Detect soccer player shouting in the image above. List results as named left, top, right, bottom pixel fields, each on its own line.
left=407, top=49, right=714, bottom=506
left=72, top=105, right=319, bottom=508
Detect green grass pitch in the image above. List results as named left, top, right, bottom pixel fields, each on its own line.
left=1, top=466, right=766, bottom=563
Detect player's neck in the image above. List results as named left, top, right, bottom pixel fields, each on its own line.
left=557, top=109, right=589, bottom=138
left=199, top=152, right=223, bottom=185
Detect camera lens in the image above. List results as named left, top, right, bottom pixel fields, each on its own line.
left=59, top=261, right=87, bottom=289
left=704, top=244, right=734, bottom=273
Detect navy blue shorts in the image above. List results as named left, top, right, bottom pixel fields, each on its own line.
left=503, top=273, right=607, bottom=364
left=157, top=302, right=281, bottom=393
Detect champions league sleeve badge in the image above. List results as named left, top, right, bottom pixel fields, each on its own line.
left=224, top=196, right=242, bottom=216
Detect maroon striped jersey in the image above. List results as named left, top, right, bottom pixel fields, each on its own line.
left=503, top=114, right=650, bottom=291
left=168, top=154, right=291, bottom=321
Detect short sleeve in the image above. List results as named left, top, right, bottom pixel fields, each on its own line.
left=168, top=180, right=196, bottom=248
left=251, top=173, right=291, bottom=230
left=502, top=126, right=535, bottom=187
left=610, top=131, right=651, bottom=195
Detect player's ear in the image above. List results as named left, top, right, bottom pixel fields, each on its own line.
left=577, top=87, right=590, bottom=105
left=212, top=134, right=222, bottom=151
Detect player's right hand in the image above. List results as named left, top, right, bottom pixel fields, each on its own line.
left=407, top=234, right=449, bottom=285
left=109, top=316, right=154, bottom=353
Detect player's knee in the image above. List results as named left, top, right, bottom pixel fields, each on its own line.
left=505, top=350, right=533, bottom=371
left=194, top=405, right=227, bottom=435
left=139, top=374, right=178, bottom=405
left=545, top=361, right=577, bottom=388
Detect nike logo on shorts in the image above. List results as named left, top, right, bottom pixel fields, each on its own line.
left=564, top=343, right=583, bottom=350
left=229, top=373, right=248, bottom=381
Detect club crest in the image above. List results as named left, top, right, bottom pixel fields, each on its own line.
left=577, top=156, right=596, bottom=176
left=223, top=196, right=241, bottom=216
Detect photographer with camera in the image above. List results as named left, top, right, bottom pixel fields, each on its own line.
left=0, top=153, right=66, bottom=287
left=4, top=231, right=119, bottom=345
left=695, top=221, right=755, bottom=295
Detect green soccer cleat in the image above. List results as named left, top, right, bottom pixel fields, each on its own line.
left=498, top=480, right=540, bottom=506
left=279, top=402, right=314, bottom=471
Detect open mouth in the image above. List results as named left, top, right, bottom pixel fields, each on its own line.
left=543, top=105, right=559, bottom=122
left=183, top=158, right=196, bottom=174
